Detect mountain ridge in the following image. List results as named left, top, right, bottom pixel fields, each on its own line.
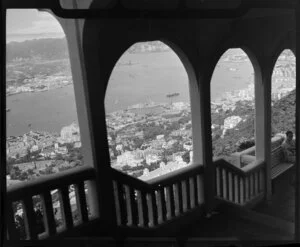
left=6, top=38, right=171, bottom=63
left=6, top=38, right=69, bottom=62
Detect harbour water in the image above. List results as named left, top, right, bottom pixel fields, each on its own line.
left=6, top=51, right=253, bottom=137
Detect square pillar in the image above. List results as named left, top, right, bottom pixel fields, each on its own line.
left=198, top=72, right=215, bottom=213
left=254, top=62, right=272, bottom=200
left=189, top=69, right=203, bottom=165
left=59, top=17, right=116, bottom=227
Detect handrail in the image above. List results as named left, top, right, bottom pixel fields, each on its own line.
left=110, top=163, right=204, bottom=191
left=146, top=163, right=204, bottom=188
left=111, top=163, right=205, bottom=229
left=110, top=169, right=152, bottom=192
left=240, top=154, right=256, bottom=167
left=7, top=166, right=95, bottom=201
left=214, top=157, right=265, bottom=176
left=214, top=157, right=265, bottom=207
left=6, top=165, right=98, bottom=240
left=241, top=159, right=265, bottom=174
left=214, top=158, right=245, bottom=176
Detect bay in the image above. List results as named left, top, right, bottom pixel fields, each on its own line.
left=6, top=51, right=254, bottom=137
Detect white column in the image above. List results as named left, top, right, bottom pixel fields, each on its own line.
left=254, top=58, right=272, bottom=200
left=189, top=67, right=203, bottom=165
left=199, top=69, right=215, bottom=213
left=48, top=10, right=101, bottom=218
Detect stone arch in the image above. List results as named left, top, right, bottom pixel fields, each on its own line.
left=271, top=48, right=296, bottom=136
left=269, top=31, right=296, bottom=73
left=80, top=17, right=204, bottom=174
left=104, top=38, right=205, bottom=179
left=210, top=46, right=259, bottom=160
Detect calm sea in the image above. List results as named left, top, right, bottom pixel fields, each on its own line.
left=6, top=51, right=253, bottom=137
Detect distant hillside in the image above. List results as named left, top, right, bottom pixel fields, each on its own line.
left=272, top=89, right=295, bottom=134
left=213, top=89, right=296, bottom=156
left=127, top=41, right=171, bottom=53
left=6, top=38, right=171, bottom=63
left=6, top=38, right=69, bottom=62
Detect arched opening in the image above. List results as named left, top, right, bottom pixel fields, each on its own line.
left=254, top=49, right=296, bottom=219
left=271, top=49, right=296, bottom=137
left=211, top=48, right=255, bottom=167
left=6, top=9, right=88, bottom=238
left=105, top=41, right=194, bottom=180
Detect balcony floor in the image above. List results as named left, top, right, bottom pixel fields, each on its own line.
left=254, top=167, right=295, bottom=222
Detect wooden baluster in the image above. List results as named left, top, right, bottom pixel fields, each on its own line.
left=85, top=180, right=99, bottom=219
left=248, top=174, right=252, bottom=199
left=174, top=183, right=180, bottom=216
left=228, top=172, right=233, bottom=202
left=161, top=187, right=167, bottom=222
left=169, top=185, right=175, bottom=218
left=254, top=172, right=259, bottom=195
left=239, top=177, right=244, bottom=205
left=185, top=179, right=191, bottom=211
left=193, top=176, right=198, bottom=207
left=227, top=171, right=231, bottom=201
left=189, top=177, right=195, bottom=208
left=219, top=168, right=224, bottom=199
left=116, top=183, right=127, bottom=226
left=248, top=175, right=252, bottom=200
left=141, top=192, right=149, bottom=227
left=75, top=182, right=89, bottom=223
left=244, top=177, right=249, bottom=202
left=177, top=182, right=183, bottom=215
left=22, top=198, right=38, bottom=240
left=156, top=189, right=163, bottom=224
left=148, top=191, right=157, bottom=227
left=136, top=190, right=143, bottom=227
left=124, top=185, right=132, bottom=226
left=41, top=191, right=57, bottom=237
left=251, top=173, right=255, bottom=197
left=112, top=181, right=121, bottom=226
left=165, top=186, right=172, bottom=220
left=253, top=173, right=256, bottom=196
left=234, top=175, right=239, bottom=204
left=6, top=201, right=19, bottom=240
left=259, top=169, right=265, bottom=192
left=151, top=191, right=158, bottom=226
left=222, top=169, right=227, bottom=200
left=129, top=188, right=138, bottom=226
left=216, top=167, right=221, bottom=197
left=178, top=181, right=186, bottom=213
left=196, top=175, right=204, bottom=205
left=146, top=194, right=154, bottom=227
left=60, top=186, right=74, bottom=230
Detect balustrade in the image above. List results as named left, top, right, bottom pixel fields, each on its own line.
left=6, top=166, right=97, bottom=240
left=214, top=158, right=265, bottom=206
left=6, top=158, right=267, bottom=240
left=111, top=164, right=205, bottom=229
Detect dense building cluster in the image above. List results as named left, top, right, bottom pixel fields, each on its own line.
left=6, top=123, right=83, bottom=185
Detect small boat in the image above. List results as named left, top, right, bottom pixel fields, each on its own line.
left=6, top=108, right=11, bottom=112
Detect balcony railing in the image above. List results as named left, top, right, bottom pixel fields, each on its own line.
left=6, top=157, right=267, bottom=240
left=111, top=163, right=205, bottom=228
left=6, top=166, right=97, bottom=240
left=214, top=158, right=265, bottom=207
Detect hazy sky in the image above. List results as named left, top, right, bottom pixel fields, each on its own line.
left=6, top=9, right=65, bottom=43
